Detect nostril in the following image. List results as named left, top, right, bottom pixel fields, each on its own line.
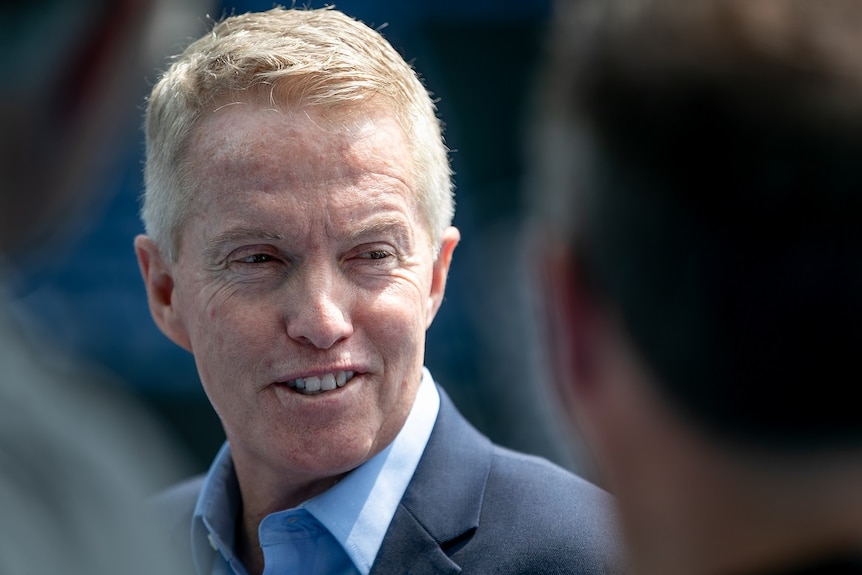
left=283, top=273, right=354, bottom=348
left=285, top=306, right=353, bottom=349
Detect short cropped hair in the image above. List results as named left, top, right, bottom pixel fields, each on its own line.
left=142, top=6, right=453, bottom=262
left=530, top=0, right=862, bottom=450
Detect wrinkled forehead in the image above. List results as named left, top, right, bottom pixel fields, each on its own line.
left=190, top=93, right=413, bottom=180
left=192, top=89, right=406, bottom=160
left=182, top=94, right=429, bottom=235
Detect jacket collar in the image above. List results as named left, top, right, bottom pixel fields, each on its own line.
left=370, top=386, right=493, bottom=574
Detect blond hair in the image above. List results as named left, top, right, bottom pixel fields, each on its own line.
left=143, top=6, right=453, bottom=261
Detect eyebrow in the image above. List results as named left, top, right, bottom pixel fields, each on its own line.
left=344, top=215, right=416, bottom=248
left=202, top=227, right=285, bottom=261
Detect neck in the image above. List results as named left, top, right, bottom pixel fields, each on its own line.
left=235, top=517, right=264, bottom=575
left=622, top=448, right=862, bottom=575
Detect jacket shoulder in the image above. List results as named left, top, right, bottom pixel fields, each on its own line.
left=410, top=386, right=627, bottom=573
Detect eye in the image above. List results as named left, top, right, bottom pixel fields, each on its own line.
left=349, top=248, right=396, bottom=271
left=362, top=250, right=391, bottom=260
left=239, top=253, right=275, bottom=264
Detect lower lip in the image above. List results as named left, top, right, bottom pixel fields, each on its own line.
left=271, top=375, right=359, bottom=403
left=283, top=385, right=341, bottom=396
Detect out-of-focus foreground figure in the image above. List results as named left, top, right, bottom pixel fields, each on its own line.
left=0, top=1, right=197, bottom=573
left=529, top=1, right=862, bottom=574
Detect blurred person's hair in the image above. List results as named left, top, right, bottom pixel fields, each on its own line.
left=142, top=6, right=453, bottom=263
left=529, top=0, right=862, bottom=450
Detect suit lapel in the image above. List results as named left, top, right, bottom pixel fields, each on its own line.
left=370, top=386, right=494, bottom=574
left=368, top=506, right=462, bottom=575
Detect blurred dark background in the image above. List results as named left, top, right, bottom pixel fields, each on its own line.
left=6, top=0, right=578, bottom=482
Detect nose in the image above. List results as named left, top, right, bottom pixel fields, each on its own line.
left=285, top=267, right=354, bottom=349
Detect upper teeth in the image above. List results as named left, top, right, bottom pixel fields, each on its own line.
left=288, top=371, right=355, bottom=394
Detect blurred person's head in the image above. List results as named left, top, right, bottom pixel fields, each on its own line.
left=529, top=0, right=862, bottom=573
left=0, top=0, right=158, bottom=255
left=141, top=6, right=454, bottom=264
left=0, top=2, right=196, bottom=573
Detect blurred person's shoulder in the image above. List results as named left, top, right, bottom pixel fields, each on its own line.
left=0, top=296, right=192, bottom=574
left=149, top=474, right=206, bottom=527
left=145, top=474, right=206, bottom=570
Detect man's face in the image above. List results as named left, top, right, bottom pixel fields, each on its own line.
left=138, top=102, right=458, bottom=490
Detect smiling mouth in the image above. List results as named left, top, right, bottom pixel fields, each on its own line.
left=283, top=370, right=356, bottom=395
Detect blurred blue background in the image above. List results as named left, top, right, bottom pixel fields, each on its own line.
left=7, top=0, right=578, bottom=477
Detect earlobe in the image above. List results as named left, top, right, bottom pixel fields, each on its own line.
left=425, top=226, right=460, bottom=328
left=134, top=235, right=192, bottom=352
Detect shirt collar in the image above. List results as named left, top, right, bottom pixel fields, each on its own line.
left=304, top=368, right=439, bottom=573
left=192, top=368, right=440, bottom=575
left=191, top=442, right=242, bottom=574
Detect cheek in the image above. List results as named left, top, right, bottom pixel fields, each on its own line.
left=189, top=297, right=273, bottom=377
left=364, top=286, right=428, bottom=347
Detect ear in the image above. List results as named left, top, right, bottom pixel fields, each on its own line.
left=425, top=226, right=460, bottom=328
left=133, top=235, right=192, bottom=352
left=540, top=244, right=604, bottom=404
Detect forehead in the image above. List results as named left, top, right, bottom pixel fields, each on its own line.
left=181, top=99, right=427, bottom=241
left=188, top=98, right=414, bottom=191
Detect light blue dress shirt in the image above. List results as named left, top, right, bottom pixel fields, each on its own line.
left=191, top=368, right=440, bottom=575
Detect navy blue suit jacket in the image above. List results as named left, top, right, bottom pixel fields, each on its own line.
left=151, top=387, right=627, bottom=574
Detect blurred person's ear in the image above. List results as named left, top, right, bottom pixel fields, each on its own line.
left=537, top=241, right=622, bottom=487
left=134, top=235, right=192, bottom=352
left=539, top=244, right=607, bottom=419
